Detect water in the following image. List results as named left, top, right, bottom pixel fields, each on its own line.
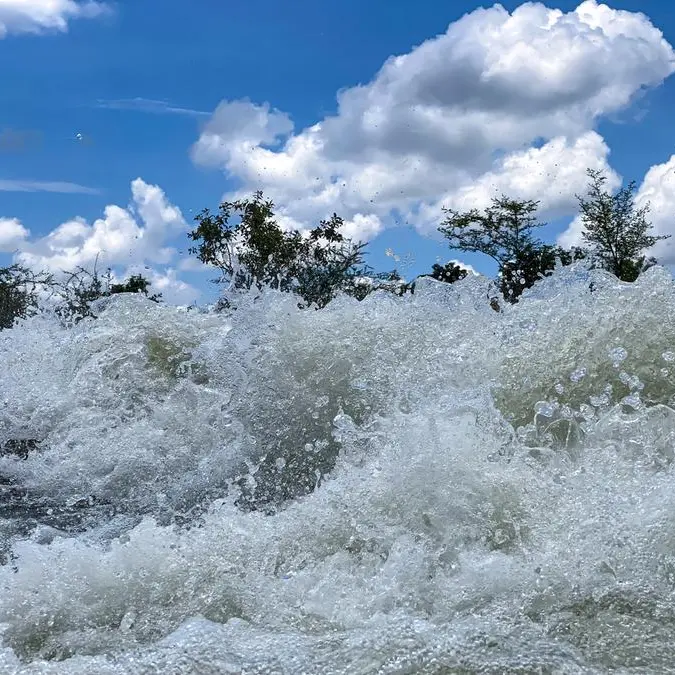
left=1, top=265, right=675, bottom=673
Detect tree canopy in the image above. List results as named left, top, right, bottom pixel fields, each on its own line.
left=438, top=195, right=585, bottom=301
left=576, top=169, right=669, bottom=282
left=188, top=191, right=371, bottom=308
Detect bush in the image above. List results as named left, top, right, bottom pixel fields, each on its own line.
left=54, top=267, right=161, bottom=324
left=0, top=265, right=52, bottom=330
left=188, top=191, right=371, bottom=309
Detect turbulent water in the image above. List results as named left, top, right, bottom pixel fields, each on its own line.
left=2, top=264, right=675, bottom=673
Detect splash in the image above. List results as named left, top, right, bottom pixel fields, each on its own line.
left=1, top=265, right=675, bottom=673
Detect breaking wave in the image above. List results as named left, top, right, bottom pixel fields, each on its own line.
left=1, top=264, right=675, bottom=673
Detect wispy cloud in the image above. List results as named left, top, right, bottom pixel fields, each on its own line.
left=0, top=180, right=101, bottom=194
left=96, top=98, right=210, bottom=118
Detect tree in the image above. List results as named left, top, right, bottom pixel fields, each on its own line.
left=498, top=244, right=587, bottom=301
left=55, top=266, right=161, bottom=323
left=439, top=196, right=543, bottom=266
left=393, top=261, right=468, bottom=296
left=425, top=261, right=469, bottom=284
left=0, top=265, right=53, bottom=330
left=188, top=191, right=370, bottom=309
left=439, top=196, right=565, bottom=302
left=576, top=169, right=669, bottom=282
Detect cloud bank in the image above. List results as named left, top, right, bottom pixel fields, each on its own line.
left=191, top=1, right=675, bottom=242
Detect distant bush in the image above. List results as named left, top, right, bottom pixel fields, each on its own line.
left=54, top=266, right=161, bottom=324
left=0, top=265, right=53, bottom=330
left=439, top=195, right=561, bottom=302
left=439, top=167, right=668, bottom=303
left=498, top=244, right=588, bottom=302
left=0, top=262, right=160, bottom=331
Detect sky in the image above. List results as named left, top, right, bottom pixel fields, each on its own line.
left=1, top=0, right=675, bottom=305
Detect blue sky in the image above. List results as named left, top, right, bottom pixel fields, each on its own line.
left=2, top=0, right=675, bottom=303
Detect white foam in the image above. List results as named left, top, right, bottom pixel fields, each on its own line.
left=1, top=271, right=675, bottom=672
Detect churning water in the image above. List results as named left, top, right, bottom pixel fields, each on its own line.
left=2, top=264, right=675, bottom=673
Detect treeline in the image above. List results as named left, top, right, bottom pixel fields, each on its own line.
left=0, top=264, right=161, bottom=330
left=0, top=168, right=668, bottom=329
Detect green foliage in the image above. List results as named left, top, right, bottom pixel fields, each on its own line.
left=577, top=169, right=670, bottom=282
left=109, top=274, right=159, bottom=297
left=425, top=261, right=469, bottom=285
left=439, top=196, right=544, bottom=267
left=188, top=191, right=370, bottom=308
left=499, top=244, right=588, bottom=302
left=0, top=265, right=53, bottom=330
left=396, top=261, right=468, bottom=296
left=55, top=266, right=161, bottom=324
left=438, top=196, right=586, bottom=302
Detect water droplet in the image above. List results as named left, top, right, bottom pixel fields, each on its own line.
left=120, top=611, right=136, bottom=631
left=589, top=393, right=610, bottom=407
left=535, top=401, right=556, bottom=418
left=622, top=392, right=642, bottom=409
left=608, top=347, right=628, bottom=366
left=570, top=367, right=587, bottom=383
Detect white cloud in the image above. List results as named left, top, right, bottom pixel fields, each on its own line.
left=415, top=131, right=622, bottom=232
left=6, top=179, right=201, bottom=304
left=627, top=156, right=675, bottom=264
left=448, top=259, right=478, bottom=276
left=191, top=1, right=675, bottom=242
left=178, top=257, right=208, bottom=273
left=192, top=99, right=294, bottom=169
left=17, top=178, right=185, bottom=272
left=339, top=213, right=384, bottom=242
left=0, top=0, right=109, bottom=37
left=0, top=179, right=100, bottom=194
left=120, top=266, right=201, bottom=306
left=557, top=214, right=587, bottom=251
left=0, top=217, right=29, bottom=251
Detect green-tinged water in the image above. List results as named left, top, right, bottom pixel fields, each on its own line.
left=1, top=266, right=675, bottom=673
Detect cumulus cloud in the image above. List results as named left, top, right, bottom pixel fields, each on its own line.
left=4, top=179, right=200, bottom=304
left=16, top=178, right=185, bottom=271
left=192, top=99, right=294, bottom=169
left=0, top=217, right=30, bottom=252
left=416, top=132, right=622, bottom=232
left=557, top=214, right=586, bottom=251
left=634, top=157, right=675, bottom=264
left=191, top=1, right=675, bottom=241
left=0, top=0, right=109, bottom=37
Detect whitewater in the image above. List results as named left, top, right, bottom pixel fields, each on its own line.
left=1, top=263, right=675, bottom=673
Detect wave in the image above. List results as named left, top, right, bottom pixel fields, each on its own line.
left=1, top=264, right=675, bottom=672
